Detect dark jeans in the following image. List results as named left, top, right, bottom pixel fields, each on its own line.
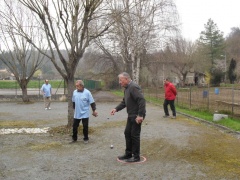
left=72, top=118, right=89, bottom=141
left=163, top=99, right=176, bottom=116
left=124, top=116, right=142, bottom=158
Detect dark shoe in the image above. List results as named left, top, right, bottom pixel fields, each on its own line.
left=125, top=157, right=140, bottom=163
left=118, top=154, right=132, bottom=160
left=163, top=115, right=169, bottom=118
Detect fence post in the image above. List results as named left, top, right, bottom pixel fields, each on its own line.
left=232, top=84, right=234, bottom=117
left=63, top=79, right=66, bottom=94
left=15, top=80, right=17, bottom=99
left=38, top=76, right=40, bottom=99
left=207, top=84, right=210, bottom=111
left=190, top=84, right=192, bottom=109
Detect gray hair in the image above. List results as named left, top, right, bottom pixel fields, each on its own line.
left=118, top=72, right=131, bottom=80
left=76, top=80, right=84, bottom=86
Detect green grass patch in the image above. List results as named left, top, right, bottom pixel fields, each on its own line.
left=0, top=120, right=37, bottom=128
left=0, top=80, right=65, bottom=89
left=176, top=107, right=240, bottom=131
left=177, top=107, right=213, bottom=121
left=111, top=89, right=164, bottom=104
left=111, top=90, right=124, bottom=97
left=0, top=119, right=52, bottom=128
left=220, top=83, right=240, bottom=88
left=146, top=96, right=163, bottom=105
left=215, top=119, right=240, bottom=131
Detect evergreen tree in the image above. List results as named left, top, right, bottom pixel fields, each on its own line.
left=228, top=58, right=237, bottom=84
left=198, top=19, right=225, bottom=67
left=198, top=19, right=225, bottom=85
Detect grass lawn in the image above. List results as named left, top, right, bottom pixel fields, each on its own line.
left=0, top=80, right=65, bottom=89
left=111, top=90, right=240, bottom=132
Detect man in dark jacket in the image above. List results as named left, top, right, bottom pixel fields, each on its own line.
left=163, top=78, right=177, bottom=118
left=110, top=72, right=146, bottom=162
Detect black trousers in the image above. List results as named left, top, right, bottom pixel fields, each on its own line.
left=124, top=116, right=142, bottom=158
left=163, top=99, right=176, bottom=116
left=72, top=118, right=89, bottom=141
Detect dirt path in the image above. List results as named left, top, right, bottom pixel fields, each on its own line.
left=0, top=91, right=240, bottom=180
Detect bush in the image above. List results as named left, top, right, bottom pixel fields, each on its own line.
left=210, top=68, right=224, bottom=86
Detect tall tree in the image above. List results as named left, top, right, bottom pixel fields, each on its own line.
left=226, top=27, right=240, bottom=60
left=0, top=0, right=112, bottom=127
left=0, top=1, right=45, bottom=102
left=198, top=19, right=225, bottom=85
left=198, top=19, right=225, bottom=67
left=226, top=27, right=240, bottom=79
left=98, top=0, right=179, bottom=84
left=228, top=58, right=237, bottom=84
left=163, top=37, right=197, bottom=86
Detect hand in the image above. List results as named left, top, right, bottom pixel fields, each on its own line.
left=135, top=116, right=143, bottom=124
left=110, top=109, right=117, bottom=115
left=92, top=111, right=98, bottom=117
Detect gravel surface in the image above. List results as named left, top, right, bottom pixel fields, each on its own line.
left=0, top=91, right=240, bottom=180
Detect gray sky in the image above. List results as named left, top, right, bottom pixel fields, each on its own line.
left=175, top=0, right=240, bottom=41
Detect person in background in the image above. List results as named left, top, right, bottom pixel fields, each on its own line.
left=41, top=79, right=52, bottom=110
left=110, top=72, right=146, bottom=163
left=71, top=80, right=98, bottom=144
left=163, top=78, right=177, bottom=119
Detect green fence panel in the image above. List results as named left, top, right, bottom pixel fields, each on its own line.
left=83, top=79, right=101, bottom=90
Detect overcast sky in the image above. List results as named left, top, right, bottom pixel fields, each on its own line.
left=175, top=0, right=240, bottom=41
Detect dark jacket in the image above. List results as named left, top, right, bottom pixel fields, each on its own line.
left=115, top=81, right=146, bottom=117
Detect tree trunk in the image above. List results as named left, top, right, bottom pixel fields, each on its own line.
left=135, top=55, right=141, bottom=84
left=182, top=73, right=188, bottom=87
left=130, top=50, right=141, bottom=84
left=20, top=79, right=30, bottom=102
left=66, top=78, right=75, bottom=128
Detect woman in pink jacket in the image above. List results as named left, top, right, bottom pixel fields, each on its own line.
left=163, top=78, right=177, bottom=118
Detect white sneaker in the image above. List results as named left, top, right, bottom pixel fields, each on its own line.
left=48, top=107, right=51, bottom=110
left=45, top=108, right=48, bottom=110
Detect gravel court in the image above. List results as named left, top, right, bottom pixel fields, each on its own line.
left=0, top=91, right=240, bottom=179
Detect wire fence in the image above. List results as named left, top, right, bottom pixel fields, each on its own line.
left=0, top=79, right=101, bottom=100
left=1, top=79, right=240, bottom=118
left=143, top=85, right=240, bottom=118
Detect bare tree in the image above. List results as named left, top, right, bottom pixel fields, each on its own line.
left=226, top=27, right=240, bottom=80
left=0, top=0, right=113, bottom=127
left=0, top=1, right=45, bottom=102
left=76, top=46, right=123, bottom=89
left=99, top=0, right=179, bottom=84
left=163, top=37, right=197, bottom=86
